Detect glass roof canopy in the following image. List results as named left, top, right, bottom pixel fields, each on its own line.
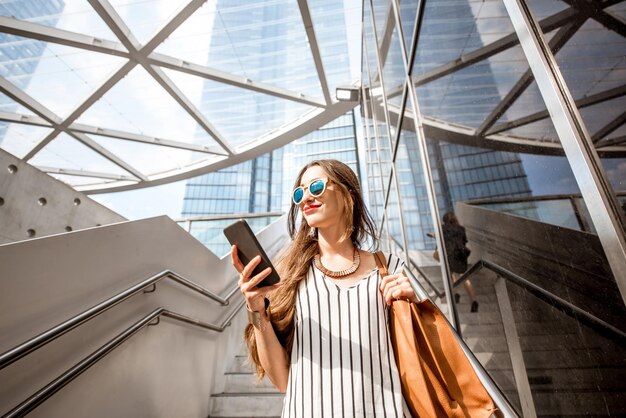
left=0, top=0, right=624, bottom=194
left=0, top=0, right=359, bottom=193
left=368, top=0, right=626, bottom=159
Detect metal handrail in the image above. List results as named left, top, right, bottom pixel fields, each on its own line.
left=0, top=270, right=240, bottom=370
left=454, top=259, right=626, bottom=344
left=2, top=300, right=247, bottom=418
left=465, top=191, right=626, bottom=206
left=387, top=236, right=445, bottom=298
left=406, top=265, right=520, bottom=417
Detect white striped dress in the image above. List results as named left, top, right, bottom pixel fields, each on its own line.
left=281, top=253, right=411, bottom=418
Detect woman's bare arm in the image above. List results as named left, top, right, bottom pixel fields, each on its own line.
left=231, top=245, right=290, bottom=392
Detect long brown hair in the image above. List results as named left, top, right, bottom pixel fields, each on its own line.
left=244, top=159, right=377, bottom=379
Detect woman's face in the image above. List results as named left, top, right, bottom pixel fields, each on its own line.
left=297, top=165, right=346, bottom=229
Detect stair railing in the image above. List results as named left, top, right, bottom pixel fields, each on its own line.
left=2, top=301, right=246, bottom=418
left=402, top=265, right=520, bottom=418
left=0, top=269, right=240, bottom=370
left=387, top=236, right=445, bottom=298
left=454, top=259, right=626, bottom=343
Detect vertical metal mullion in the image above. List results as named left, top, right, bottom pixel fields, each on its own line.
left=403, top=0, right=461, bottom=330
left=363, top=28, right=390, bottom=244
left=368, top=0, right=408, bottom=257
left=361, top=85, right=381, bottom=226
left=503, top=0, right=626, bottom=304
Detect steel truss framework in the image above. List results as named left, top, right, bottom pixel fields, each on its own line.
left=361, top=0, right=626, bottom=325
left=0, top=0, right=357, bottom=193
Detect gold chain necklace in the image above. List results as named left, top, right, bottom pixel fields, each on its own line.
left=314, top=247, right=361, bottom=278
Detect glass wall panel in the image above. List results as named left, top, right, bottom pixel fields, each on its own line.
left=361, top=0, right=626, bottom=415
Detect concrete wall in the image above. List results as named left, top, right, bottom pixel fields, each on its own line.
left=0, top=215, right=288, bottom=417
left=0, top=148, right=125, bottom=244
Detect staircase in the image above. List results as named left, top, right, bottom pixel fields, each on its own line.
left=209, top=343, right=283, bottom=418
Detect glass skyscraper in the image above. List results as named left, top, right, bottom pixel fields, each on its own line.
left=0, top=0, right=65, bottom=144
left=180, top=0, right=360, bottom=255
left=182, top=111, right=359, bottom=255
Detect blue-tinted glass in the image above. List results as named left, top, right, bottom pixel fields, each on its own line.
left=293, top=187, right=304, bottom=204
left=310, top=179, right=325, bottom=196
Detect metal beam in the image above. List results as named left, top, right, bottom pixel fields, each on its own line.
left=0, top=77, right=61, bottom=124
left=502, top=0, right=626, bottom=303
left=89, top=0, right=234, bottom=155
left=149, top=54, right=325, bottom=107
left=0, top=111, right=223, bottom=155
left=70, top=131, right=148, bottom=181
left=597, top=135, right=626, bottom=148
left=5, top=14, right=325, bottom=110
left=0, top=111, right=52, bottom=128
left=23, top=60, right=136, bottom=160
left=297, top=0, right=332, bottom=105
left=561, top=0, right=626, bottom=38
left=592, top=111, right=626, bottom=143
left=70, top=123, right=226, bottom=155
left=37, top=166, right=138, bottom=181
left=412, top=8, right=581, bottom=87
left=0, top=16, right=130, bottom=58
left=374, top=0, right=398, bottom=82
left=0, top=76, right=146, bottom=179
left=78, top=100, right=357, bottom=193
left=382, top=101, right=626, bottom=157
left=476, top=18, right=585, bottom=136
left=146, top=65, right=235, bottom=155
left=0, top=16, right=324, bottom=108
left=488, top=84, right=626, bottom=135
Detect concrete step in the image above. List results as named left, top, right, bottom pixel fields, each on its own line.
left=209, top=393, right=285, bottom=417
left=223, top=373, right=280, bottom=393
left=230, top=355, right=254, bottom=374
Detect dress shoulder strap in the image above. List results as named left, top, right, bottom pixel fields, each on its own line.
left=373, top=251, right=388, bottom=277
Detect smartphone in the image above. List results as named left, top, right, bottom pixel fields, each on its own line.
left=223, top=219, right=281, bottom=287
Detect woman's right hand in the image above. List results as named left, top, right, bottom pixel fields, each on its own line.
left=231, top=245, right=282, bottom=312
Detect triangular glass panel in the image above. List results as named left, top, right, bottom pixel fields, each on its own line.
left=555, top=20, right=626, bottom=100
left=585, top=59, right=626, bottom=97
left=416, top=43, right=529, bottom=129
left=398, top=0, right=419, bottom=54
left=77, top=66, right=217, bottom=148
left=0, top=1, right=120, bottom=42
left=163, top=68, right=314, bottom=148
left=108, top=0, right=192, bottom=45
left=507, top=118, right=559, bottom=142
left=580, top=96, right=626, bottom=142
left=156, top=0, right=323, bottom=99
left=410, top=0, right=514, bottom=77
left=0, top=93, right=37, bottom=116
left=607, top=2, right=626, bottom=20
left=90, top=135, right=214, bottom=176
left=498, top=81, right=546, bottom=127
left=0, top=34, right=127, bottom=118
left=527, top=0, right=572, bottom=19
left=29, top=132, right=130, bottom=176
left=308, top=0, right=358, bottom=93
left=0, top=122, right=53, bottom=158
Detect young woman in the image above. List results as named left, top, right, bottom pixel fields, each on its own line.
left=231, top=159, right=419, bottom=417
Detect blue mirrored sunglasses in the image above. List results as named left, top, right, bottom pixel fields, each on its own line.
left=292, top=178, right=330, bottom=204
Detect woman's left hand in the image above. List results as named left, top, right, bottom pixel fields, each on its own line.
left=379, top=273, right=420, bottom=306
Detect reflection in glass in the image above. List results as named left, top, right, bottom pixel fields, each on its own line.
left=157, top=0, right=322, bottom=99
